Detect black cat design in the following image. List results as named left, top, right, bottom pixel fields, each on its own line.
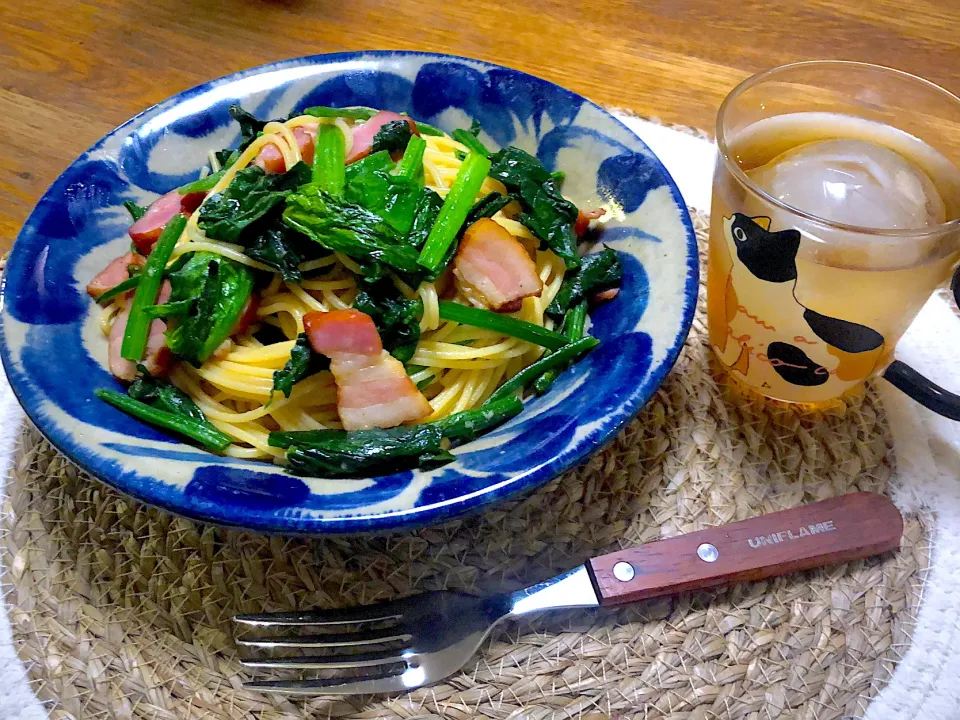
left=713, top=213, right=886, bottom=387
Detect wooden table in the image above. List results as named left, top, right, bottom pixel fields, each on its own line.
left=2, top=0, right=958, bottom=251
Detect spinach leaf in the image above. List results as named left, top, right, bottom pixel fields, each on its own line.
left=199, top=162, right=311, bottom=243
left=464, top=192, right=512, bottom=227
left=163, top=252, right=255, bottom=364
left=353, top=280, right=422, bottom=363
left=341, top=148, right=427, bottom=235
left=344, top=171, right=422, bottom=235
left=545, top=246, right=623, bottom=319
left=244, top=217, right=321, bottom=284
left=344, top=150, right=394, bottom=184
left=123, top=200, right=147, bottom=223
left=370, top=119, right=413, bottom=154
left=271, top=424, right=447, bottom=477
left=129, top=369, right=213, bottom=426
left=283, top=184, right=424, bottom=279
left=489, top=147, right=580, bottom=268
left=272, top=333, right=330, bottom=398
left=97, top=388, right=231, bottom=452
left=268, top=395, right=522, bottom=477
left=228, top=104, right=269, bottom=153
left=407, top=188, right=444, bottom=251
left=214, top=148, right=237, bottom=168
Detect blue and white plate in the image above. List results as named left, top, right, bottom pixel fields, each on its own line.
left=0, top=52, right=697, bottom=533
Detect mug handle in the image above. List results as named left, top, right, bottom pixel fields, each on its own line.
left=881, top=265, right=960, bottom=420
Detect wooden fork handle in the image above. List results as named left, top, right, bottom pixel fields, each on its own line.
left=587, top=492, right=903, bottom=606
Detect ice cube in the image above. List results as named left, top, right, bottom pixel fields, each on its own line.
left=748, top=139, right=946, bottom=230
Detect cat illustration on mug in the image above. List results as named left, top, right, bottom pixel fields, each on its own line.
left=708, top=213, right=886, bottom=396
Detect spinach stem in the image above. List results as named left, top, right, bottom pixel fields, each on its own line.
left=96, top=389, right=232, bottom=451
left=304, top=105, right=377, bottom=120
left=120, top=215, right=186, bottom=362
left=452, top=129, right=489, bottom=157
left=178, top=168, right=225, bottom=194
left=418, top=152, right=492, bottom=272
left=487, top=335, right=599, bottom=404
left=534, top=301, right=588, bottom=393
left=414, top=121, right=445, bottom=137
left=312, top=124, right=347, bottom=195
left=433, top=395, right=523, bottom=441
left=122, top=200, right=146, bottom=222
left=437, top=301, right=570, bottom=351
left=395, top=135, right=426, bottom=180
left=96, top=275, right=141, bottom=305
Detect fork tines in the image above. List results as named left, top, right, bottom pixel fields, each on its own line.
left=234, top=606, right=417, bottom=695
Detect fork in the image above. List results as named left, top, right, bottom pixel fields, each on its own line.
left=234, top=491, right=902, bottom=695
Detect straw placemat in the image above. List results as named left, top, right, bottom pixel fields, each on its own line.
left=1, top=209, right=929, bottom=720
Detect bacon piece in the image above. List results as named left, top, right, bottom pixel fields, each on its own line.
left=230, top=295, right=260, bottom=336
left=86, top=252, right=145, bottom=299
left=303, top=309, right=431, bottom=430
left=253, top=124, right=318, bottom=174
left=345, top=111, right=419, bottom=165
left=592, top=288, right=620, bottom=305
left=304, top=309, right=383, bottom=355
left=128, top=190, right=205, bottom=254
left=453, top=219, right=543, bottom=313
left=332, top=351, right=433, bottom=431
left=575, top=208, right=605, bottom=237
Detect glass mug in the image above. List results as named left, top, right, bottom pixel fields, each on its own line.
left=708, top=61, right=960, bottom=417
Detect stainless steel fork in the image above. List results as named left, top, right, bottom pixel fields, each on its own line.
left=235, top=492, right=901, bottom=695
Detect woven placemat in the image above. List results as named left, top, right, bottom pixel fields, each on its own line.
left=1, top=209, right=929, bottom=720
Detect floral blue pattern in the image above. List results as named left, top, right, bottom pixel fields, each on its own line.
left=0, top=52, right=697, bottom=533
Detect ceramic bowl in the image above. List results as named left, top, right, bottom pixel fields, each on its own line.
left=0, top=52, right=697, bottom=533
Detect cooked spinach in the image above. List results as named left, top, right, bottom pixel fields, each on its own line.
left=303, top=105, right=378, bottom=121
left=370, top=119, right=413, bottom=154
left=228, top=104, right=269, bottom=153
left=272, top=333, right=330, bottom=398
left=162, top=252, right=255, bottom=365
left=488, top=334, right=598, bottom=402
left=214, top=148, right=237, bottom=168
left=534, top=301, right=588, bottom=394
left=283, top=184, right=424, bottom=279
left=344, top=170, right=422, bottom=235
left=432, top=395, right=523, bottom=442
left=97, top=389, right=231, bottom=452
left=244, top=220, right=320, bottom=284
left=353, top=280, right=422, bottom=363
left=545, top=246, right=623, bottom=319
left=345, top=150, right=394, bottom=184
left=101, top=367, right=234, bottom=451
left=417, top=152, right=492, bottom=273
left=406, top=188, right=444, bottom=252
left=123, top=200, right=147, bottom=223
left=269, top=395, right=522, bottom=476
left=464, top=192, right=512, bottom=227
left=413, top=120, right=445, bottom=137
left=452, top=122, right=489, bottom=157
left=488, top=147, right=580, bottom=268
left=199, top=162, right=311, bottom=243
left=129, top=370, right=213, bottom=426
left=270, top=424, right=447, bottom=476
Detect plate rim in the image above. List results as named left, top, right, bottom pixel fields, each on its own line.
left=0, top=50, right=699, bottom=534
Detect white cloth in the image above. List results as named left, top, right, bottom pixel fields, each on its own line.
left=0, top=117, right=957, bottom=718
